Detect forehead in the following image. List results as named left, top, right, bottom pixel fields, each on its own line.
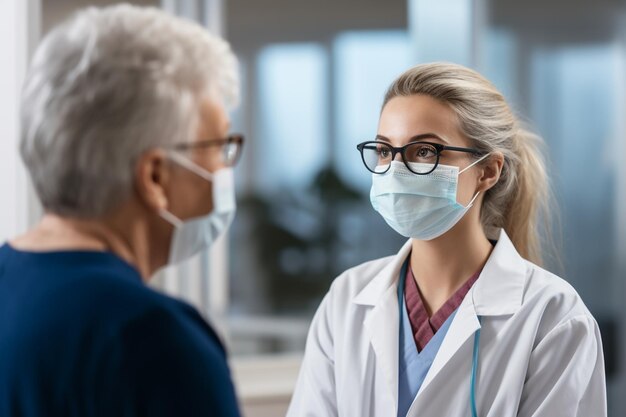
left=378, top=94, right=468, bottom=147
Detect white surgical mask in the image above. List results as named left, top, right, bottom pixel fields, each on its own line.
left=370, top=155, right=488, bottom=240
left=159, top=153, right=236, bottom=264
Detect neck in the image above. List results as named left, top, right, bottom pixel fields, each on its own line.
left=409, top=215, right=492, bottom=316
left=11, top=210, right=163, bottom=281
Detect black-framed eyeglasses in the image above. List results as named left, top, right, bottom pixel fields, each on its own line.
left=356, top=137, right=485, bottom=175
left=173, top=133, right=245, bottom=167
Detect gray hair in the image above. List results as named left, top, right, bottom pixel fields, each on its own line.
left=20, top=4, right=239, bottom=218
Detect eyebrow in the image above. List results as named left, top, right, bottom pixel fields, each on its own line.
left=375, top=133, right=449, bottom=144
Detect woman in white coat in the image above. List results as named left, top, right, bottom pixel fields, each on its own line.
left=287, top=62, right=607, bottom=417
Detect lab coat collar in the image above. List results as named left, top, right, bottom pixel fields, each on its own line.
left=352, top=238, right=412, bottom=307
left=356, top=240, right=410, bottom=414
left=352, top=229, right=527, bottom=317
left=353, top=229, right=527, bottom=412
left=416, top=230, right=527, bottom=401
left=471, top=229, right=527, bottom=316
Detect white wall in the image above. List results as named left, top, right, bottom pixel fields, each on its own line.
left=0, top=0, right=41, bottom=242
left=42, top=0, right=158, bottom=34
left=226, top=0, right=406, bottom=46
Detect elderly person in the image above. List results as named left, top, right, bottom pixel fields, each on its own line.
left=0, top=5, right=243, bottom=416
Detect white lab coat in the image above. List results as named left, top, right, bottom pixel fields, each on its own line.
left=287, top=230, right=607, bottom=417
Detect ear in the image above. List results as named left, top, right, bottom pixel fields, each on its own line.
left=134, top=149, right=171, bottom=212
left=477, top=152, right=504, bottom=193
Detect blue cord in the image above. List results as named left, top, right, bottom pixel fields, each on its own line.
left=470, top=317, right=482, bottom=417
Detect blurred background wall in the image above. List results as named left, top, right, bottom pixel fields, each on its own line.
left=2, top=0, right=624, bottom=416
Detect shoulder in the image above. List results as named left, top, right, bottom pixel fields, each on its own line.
left=521, top=260, right=598, bottom=341
left=523, top=261, right=591, bottom=316
left=113, top=298, right=226, bottom=368
left=45, top=260, right=226, bottom=357
left=62, top=261, right=209, bottom=328
left=99, top=297, right=239, bottom=416
left=97, top=283, right=237, bottom=413
left=93, top=277, right=225, bottom=356
left=308, top=252, right=400, bottom=331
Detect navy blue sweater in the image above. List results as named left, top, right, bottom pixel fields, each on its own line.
left=0, top=244, right=241, bottom=417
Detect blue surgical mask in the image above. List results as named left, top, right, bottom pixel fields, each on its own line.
left=370, top=155, right=488, bottom=240
left=159, top=153, right=236, bottom=264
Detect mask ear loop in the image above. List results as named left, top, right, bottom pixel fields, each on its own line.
left=463, top=191, right=481, bottom=209
left=459, top=153, right=490, bottom=175
left=159, top=209, right=184, bottom=228
left=459, top=153, right=490, bottom=208
left=158, top=152, right=216, bottom=227
left=168, top=152, right=215, bottom=182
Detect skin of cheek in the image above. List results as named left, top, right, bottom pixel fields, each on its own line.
left=166, top=98, right=229, bottom=220
left=163, top=163, right=211, bottom=219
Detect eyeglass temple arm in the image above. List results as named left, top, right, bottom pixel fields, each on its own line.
left=440, top=145, right=485, bottom=155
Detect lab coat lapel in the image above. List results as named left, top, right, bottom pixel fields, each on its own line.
left=355, top=230, right=527, bottom=413
left=364, top=283, right=401, bottom=412
left=415, top=229, right=526, bottom=398
left=356, top=240, right=413, bottom=414
left=416, top=293, right=480, bottom=396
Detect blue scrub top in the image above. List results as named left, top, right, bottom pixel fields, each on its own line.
left=397, top=259, right=457, bottom=417
left=0, top=244, right=241, bottom=417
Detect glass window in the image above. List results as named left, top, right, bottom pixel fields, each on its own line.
left=408, top=0, right=473, bottom=65
left=255, top=44, right=329, bottom=193
left=529, top=44, right=621, bottom=303
left=228, top=32, right=410, bottom=356
left=334, top=30, right=413, bottom=191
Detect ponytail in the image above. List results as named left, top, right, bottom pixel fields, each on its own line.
left=502, top=129, right=550, bottom=265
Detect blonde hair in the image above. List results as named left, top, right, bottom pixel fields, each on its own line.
left=383, top=62, right=554, bottom=265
